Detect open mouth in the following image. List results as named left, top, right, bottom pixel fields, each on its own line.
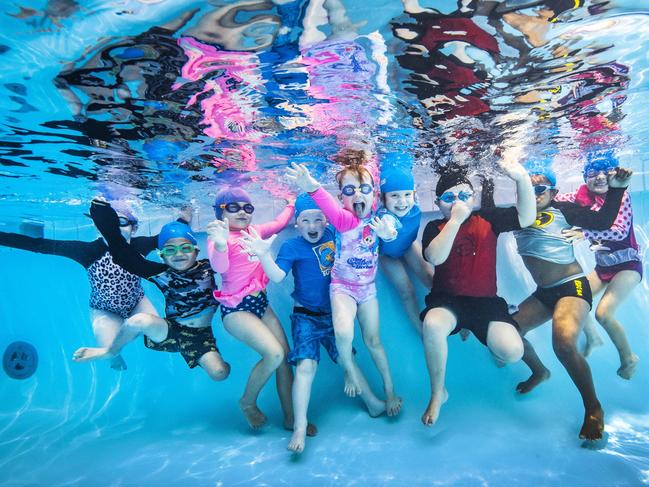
left=353, top=202, right=366, bottom=215
left=394, top=205, right=408, bottom=212
left=307, top=231, right=319, bottom=239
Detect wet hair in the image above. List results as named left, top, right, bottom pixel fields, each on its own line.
left=435, top=164, right=473, bottom=197
left=335, top=164, right=375, bottom=189
left=334, top=148, right=375, bottom=189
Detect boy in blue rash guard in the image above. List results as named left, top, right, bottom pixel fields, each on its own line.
left=73, top=201, right=230, bottom=381
left=378, top=167, right=434, bottom=334
left=240, top=194, right=387, bottom=454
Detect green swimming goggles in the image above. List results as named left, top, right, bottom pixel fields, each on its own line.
left=159, top=243, right=196, bottom=257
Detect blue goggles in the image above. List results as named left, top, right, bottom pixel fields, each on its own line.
left=533, top=184, right=556, bottom=195
left=439, top=190, right=473, bottom=203
left=341, top=183, right=373, bottom=197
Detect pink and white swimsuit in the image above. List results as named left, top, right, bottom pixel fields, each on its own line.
left=309, top=187, right=379, bottom=303
left=208, top=204, right=295, bottom=308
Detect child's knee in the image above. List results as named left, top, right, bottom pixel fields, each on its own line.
left=363, top=333, right=383, bottom=350
left=297, top=359, right=317, bottom=375
left=594, top=306, right=612, bottom=326
left=264, top=346, right=285, bottom=368
left=493, top=340, right=523, bottom=363
left=124, top=313, right=149, bottom=331
left=334, top=329, right=354, bottom=347
left=207, top=362, right=231, bottom=381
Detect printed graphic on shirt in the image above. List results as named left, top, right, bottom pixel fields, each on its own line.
left=454, top=235, right=476, bottom=257
left=360, top=224, right=377, bottom=252
left=534, top=211, right=555, bottom=228
left=312, top=240, right=335, bottom=276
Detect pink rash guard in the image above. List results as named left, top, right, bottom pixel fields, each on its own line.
left=208, top=204, right=294, bottom=308
left=308, top=187, right=380, bottom=288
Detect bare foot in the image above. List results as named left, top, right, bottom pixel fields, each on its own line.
left=617, top=354, right=639, bottom=380
left=421, top=389, right=448, bottom=426
left=284, top=421, right=317, bottom=437
left=239, top=400, right=267, bottom=429
left=287, top=428, right=306, bottom=454
left=72, top=347, right=111, bottom=363
left=516, top=368, right=551, bottom=394
left=110, top=355, right=127, bottom=371
left=582, top=333, right=604, bottom=358
left=386, top=393, right=403, bottom=417
left=344, top=371, right=362, bottom=397
left=579, top=406, right=605, bottom=441
left=366, top=396, right=386, bottom=418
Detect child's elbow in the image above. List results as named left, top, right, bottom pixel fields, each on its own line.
left=519, top=215, right=535, bottom=228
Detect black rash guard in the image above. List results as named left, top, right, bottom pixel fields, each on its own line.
left=0, top=230, right=157, bottom=318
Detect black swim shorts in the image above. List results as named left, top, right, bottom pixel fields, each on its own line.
left=420, top=293, right=518, bottom=346
left=144, top=319, right=219, bottom=368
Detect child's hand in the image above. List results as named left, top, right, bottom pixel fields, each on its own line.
left=206, top=219, right=229, bottom=251
left=589, top=241, right=611, bottom=253
left=449, top=200, right=472, bottom=223
left=369, top=215, right=398, bottom=241
left=562, top=227, right=585, bottom=243
left=286, top=162, right=320, bottom=192
left=178, top=204, right=194, bottom=225
left=496, top=154, right=528, bottom=182
left=608, top=167, right=633, bottom=188
left=239, top=227, right=277, bottom=257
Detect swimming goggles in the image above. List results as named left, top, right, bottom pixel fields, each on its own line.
left=118, top=216, right=138, bottom=227
left=341, top=183, right=373, bottom=196
left=533, top=184, right=556, bottom=195
left=218, top=202, right=255, bottom=214
left=438, top=190, right=473, bottom=203
left=585, top=169, right=613, bottom=179
left=159, top=243, right=196, bottom=257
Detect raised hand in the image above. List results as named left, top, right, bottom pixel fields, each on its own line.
left=206, top=218, right=230, bottom=251
left=286, top=162, right=320, bottom=193
left=608, top=167, right=633, bottom=188
left=369, top=215, right=397, bottom=241
left=496, top=154, right=528, bottom=182
left=239, top=227, right=277, bottom=257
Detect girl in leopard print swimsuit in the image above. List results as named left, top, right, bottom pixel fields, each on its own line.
left=0, top=201, right=161, bottom=370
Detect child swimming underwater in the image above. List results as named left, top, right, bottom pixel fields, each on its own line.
left=0, top=201, right=161, bottom=370
left=419, top=152, right=535, bottom=427
left=206, top=187, right=312, bottom=434
left=557, top=152, right=641, bottom=378
left=73, top=200, right=230, bottom=380
left=240, top=194, right=387, bottom=453
left=511, top=165, right=632, bottom=441
left=287, top=149, right=402, bottom=416
left=378, top=166, right=434, bottom=335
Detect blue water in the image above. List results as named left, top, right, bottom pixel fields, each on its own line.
left=1, top=0, right=649, bottom=485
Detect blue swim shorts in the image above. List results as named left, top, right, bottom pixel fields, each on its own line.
left=287, top=307, right=338, bottom=366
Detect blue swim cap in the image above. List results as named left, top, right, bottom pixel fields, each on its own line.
left=213, top=187, right=252, bottom=219
left=526, top=164, right=557, bottom=187
left=295, top=193, right=320, bottom=219
left=3, top=341, right=38, bottom=380
left=380, top=167, right=415, bottom=193
left=584, top=150, right=618, bottom=181
left=158, top=221, right=197, bottom=248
